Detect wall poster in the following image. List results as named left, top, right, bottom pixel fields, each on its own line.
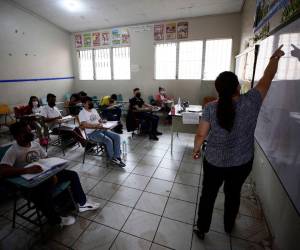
left=177, top=22, right=189, bottom=39
left=83, top=33, right=92, bottom=47
left=92, top=32, right=101, bottom=47
left=101, top=32, right=110, bottom=46
left=166, top=23, right=177, bottom=40
left=154, top=24, right=164, bottom=41
left=75, top=33, right=83, bottom=48
left=112, top=28, right=121, bottom=45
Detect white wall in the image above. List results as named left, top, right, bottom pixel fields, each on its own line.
left=72, top=13, right=241, bottom=104
left=0, top=0, right=74, bottom=105
left=241, top=1, right=300, bottom=249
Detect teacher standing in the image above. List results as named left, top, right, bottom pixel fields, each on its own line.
left=193, top=45, right=285, bottom=239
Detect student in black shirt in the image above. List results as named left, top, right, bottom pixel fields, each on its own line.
left=128, top=88, right=162, bottom=140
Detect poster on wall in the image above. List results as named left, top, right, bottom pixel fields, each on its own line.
left=101, top=32, right=110, bottom=46
left=121, top=29, right=130, bottom=44
left=92, top=32, right=101, bottom=47
left=74, top=34, right=83, bottom=48
left=112, top=28, right=121, bottom=45
left=177, top=22, right=188, bottom=39
left=254, top=0, right=289, bottom=32
left=166, top=23, right=177, bottom=40
left=154, top=24, right=164, bottom=41
left=83, top=33, right=92, bottom=47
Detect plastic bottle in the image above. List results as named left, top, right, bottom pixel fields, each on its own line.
left=171, top=104, right=175, bottom=115
left=122, top=140, right=127, bottom=160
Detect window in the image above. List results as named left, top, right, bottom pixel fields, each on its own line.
left=113, top=47, right=131, bottom=80
left=203, top=39, right=232, bottom=80
left=155, top=43, right=177, bottom=79
left=77, top=50, right=94, bottom=80
left=77, top=47, right=131, bottom=80
left=178, top=41, right=203, bottom=79
left=94, top=48, right=111, bottom=80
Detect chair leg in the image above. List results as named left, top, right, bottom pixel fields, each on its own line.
left=12, top=193, right=17, bottom=228
left=83, top=148, right=86, bottom=164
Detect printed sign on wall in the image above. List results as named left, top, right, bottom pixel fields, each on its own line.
left=101, top=32, right=110, bottom=46
left=121, top=29, right=130, bottom=44
left=75, top=34, right=83, bottom=48
left=92, top=32, right=101, bottom=46
left=177, top=22, right=189, bottom=39
left=154, top=24, right=164, bottom=41
left=83, top=33, right=92, bottom=47
left=112, top=28, right=121, bottom=45
left=166, top=23, right=177, bottom=40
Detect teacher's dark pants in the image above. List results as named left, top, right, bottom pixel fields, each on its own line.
left=197, top=157, right=253, bottom=233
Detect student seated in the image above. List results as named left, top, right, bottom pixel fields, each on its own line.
left=0, top=121, right=100, bottom=226
left=100, top=94, right=123, bottom=134
left=28, top=96, right=43, bottom=115
left=69, top=93, right=82, bottom=116
left=79, top=97, right=125, bottom=167
left=128, top=88, right=162, bottom=140
left=155, top=87, right=173, bottom=123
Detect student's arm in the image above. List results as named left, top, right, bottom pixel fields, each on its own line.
left=255, top=45, right=285, bottom=100
left=193, top=120, right=210, bottom=159
left=80, top=121, right=103, bottom=129
left=0, top=164, right=43, bottom=178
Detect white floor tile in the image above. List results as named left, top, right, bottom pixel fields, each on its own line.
left=88, top=181, right=120, bottom=200
left=136, top=192, right=168, bottom=215
left=110, top=186, right=142, bottom=207
left=111, top=232, right=151, bottom=250
left=170, top=183, right=199, bottom=203
left=146, top=178, right=173, bottom=197
left=153, top=168, right=177, bottom=182
left=122, top=173, right=151, bottom=190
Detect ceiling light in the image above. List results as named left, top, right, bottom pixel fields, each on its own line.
left=61, top=0, right=82, bottom=12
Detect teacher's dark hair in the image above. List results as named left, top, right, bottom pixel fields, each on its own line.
left=215, top=71, right=239, bottom=132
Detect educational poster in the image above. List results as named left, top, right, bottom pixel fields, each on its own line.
left=92, top=32, right=101, bottom=47
left=74, top=34, right=83, bottom=48
left=101, top=32, right=110, bottom=46
left=154, top=24, right=164, bottom=41
left=112, top=28, right=121, bottom=45
left=177, top=22, right=188, bottom=39
left=83, top=33, right=92, bottom=47
left=121, top=29, right=130, bottom=44
left=166, top=23, right=177, bottom=40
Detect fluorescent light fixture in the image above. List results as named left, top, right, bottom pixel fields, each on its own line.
left=60, top=0, right=82, bottom=12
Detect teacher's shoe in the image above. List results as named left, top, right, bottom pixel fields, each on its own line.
left=149, top=134, right=159, bottom=140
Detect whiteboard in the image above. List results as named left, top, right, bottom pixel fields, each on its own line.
left=254, top=17, right=300, bottom=214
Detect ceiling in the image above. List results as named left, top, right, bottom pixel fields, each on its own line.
left=10, top=0, right=244, bottom=32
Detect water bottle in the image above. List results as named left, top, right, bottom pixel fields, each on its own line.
left=177, top=97, right=181, bottom=112
left=122, top=140, right=127, bottom=160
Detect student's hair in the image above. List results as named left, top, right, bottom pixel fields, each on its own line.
left=78, top=91, right=87, bottom=97
left=215, top=71, right=239, bottom=132
left=70, top=93, right=80, bottom=101
left=28, top=96, right=40, bottom=107
left=47, top=93, right=56, bottom=101
left=159, top=87, right=164, bottom=92
left=9, top=121, right=27, bottom=137
left=81, top=96, right=93, bottom=104
left=111, top=94, right=117, bottom=100
left=133, top=88, right=140, bottom=92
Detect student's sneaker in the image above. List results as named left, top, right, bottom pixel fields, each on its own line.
left=111, top=158, right=125, bottom=167
left=60, top=216, right=76, bottom=227
left=79, top=201, right=101, bottom=213
left=117, top=158, right=126, bottom=167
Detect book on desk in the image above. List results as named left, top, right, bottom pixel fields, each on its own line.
left=21, top=157, right=68, bottom=180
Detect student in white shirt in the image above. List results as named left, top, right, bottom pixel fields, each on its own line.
left=79, top=97, right=125, bottom=167
left=0, top=121, right=100, bottom=226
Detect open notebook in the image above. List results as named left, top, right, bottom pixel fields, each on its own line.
left=21, top=157, right=68, bottom=180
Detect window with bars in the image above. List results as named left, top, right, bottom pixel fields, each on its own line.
left=178, top=41, right=203, bottom=79
left=113, top=47, right=131, bottom=80
left=155, top=43, right=177, bottom=79
left=94, top=48, right=111, bottom=80
left=77, top=46, right=130, bottom=80
left=203, top=39, right=232, bottom=80
left=77, top=50, right=94, bottom=80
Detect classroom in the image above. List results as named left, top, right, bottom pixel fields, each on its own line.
left=0, top=0, right=299, bottom=249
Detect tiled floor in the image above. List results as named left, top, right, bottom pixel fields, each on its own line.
left=0, top=125, right=272, bottom=250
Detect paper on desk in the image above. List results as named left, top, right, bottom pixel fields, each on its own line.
left=182, top=112, right=199, bottom=124
left=102, top=121, right=118, bottom=129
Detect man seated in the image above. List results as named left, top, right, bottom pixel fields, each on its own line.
left=79, top=97, right=125, bottom=167
left=69, top=93, right=82, bottom=116
left=0, top=121, right=100, bottom=227
left=128, top=88, right=162, bottom=140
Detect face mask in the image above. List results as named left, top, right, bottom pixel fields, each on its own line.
left=23, top=132, right=35, bottom=143
left=160, top=91, right=166, bottom=95
left=32, top=101, right=38, bottom=107
left=48, top=102, right=55, bottom=107
left=135, top=93, right=141, bottom=98
left=88, top=102, right=94, bottom=109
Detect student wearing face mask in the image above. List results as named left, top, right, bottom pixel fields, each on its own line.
left=28, top=96, right=42, bottom=114
left=128, top=88, right=162, bottom=140
left=79, top=97, right=125, bottom=167
left=0, top=121, right=100, bottom=227
left=155, top=87, right=173, bottom=124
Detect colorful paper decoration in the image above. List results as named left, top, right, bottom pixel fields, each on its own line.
left=75, top=34, right=83, bottom=48
left=101, top=32, right=110, bottom=46
left=83, top=33, right=92, bottom=47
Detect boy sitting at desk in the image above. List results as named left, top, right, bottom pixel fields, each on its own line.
left=79, top=96, right=125, bottom=167
left=0, top=121, right=100, bottom=226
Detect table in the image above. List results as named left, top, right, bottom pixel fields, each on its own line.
left=170, top=104, right=202, bottom=154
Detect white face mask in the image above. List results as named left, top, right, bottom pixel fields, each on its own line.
left=32, top=101, right=38, bottom=107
